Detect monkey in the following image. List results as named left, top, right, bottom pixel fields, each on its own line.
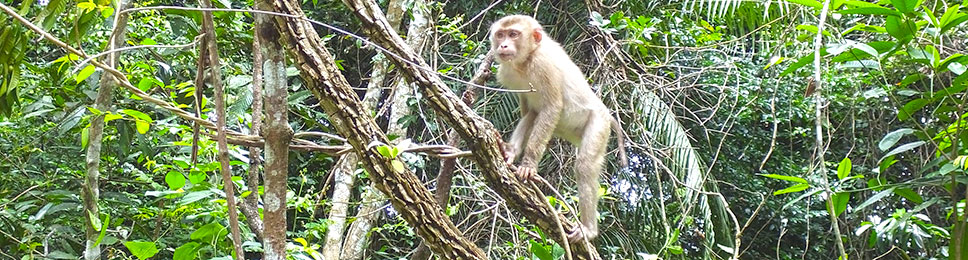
left=490, top=15, right=628, bottom=242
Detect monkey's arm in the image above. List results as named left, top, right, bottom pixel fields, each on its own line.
left=506, top=112, right=534, bottom=162
left=519, top=95, right=562, bottom=168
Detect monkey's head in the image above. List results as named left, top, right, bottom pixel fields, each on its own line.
left=489, top=15, right=544, bottom=64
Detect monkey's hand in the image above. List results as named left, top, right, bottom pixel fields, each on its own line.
left=515, top=165, right=537, bottom=181
left=567, top=224, right=598, bottom=243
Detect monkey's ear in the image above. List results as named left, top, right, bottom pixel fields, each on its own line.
left=532, top=28, right=543, bottom=42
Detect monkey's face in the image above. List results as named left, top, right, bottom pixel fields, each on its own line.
left=491, top=28, right=524, bottom=63
left=490, top=24, right=541, bottom=64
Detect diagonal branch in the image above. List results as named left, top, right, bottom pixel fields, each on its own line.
left=266, top=0, right=486, bottom=258
left=340, top=0, right=600, bottom=258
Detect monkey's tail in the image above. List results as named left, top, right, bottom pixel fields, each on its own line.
left=611, top=117, right=629, bottom=169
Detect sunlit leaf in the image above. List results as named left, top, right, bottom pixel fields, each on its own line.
left=123, top=241, right=159, bottom=260
left=774, top=183, right=810, bottom=195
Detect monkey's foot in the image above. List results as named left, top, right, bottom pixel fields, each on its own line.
left=567, top=225, right=599, bottom=243
left=515, top=165, right=536, bottom=181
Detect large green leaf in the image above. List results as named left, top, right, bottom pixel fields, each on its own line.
left=885, top=16, right=917, bottom=43
left=889, top=0, right=921, bottom=15
left=123, top=241, right=159, bottom=260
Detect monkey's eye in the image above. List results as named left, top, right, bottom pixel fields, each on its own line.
left=509, top=31, right=519, bottom=37
left=495, top=32, right=505, bottom=38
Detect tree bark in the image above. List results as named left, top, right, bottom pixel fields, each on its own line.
left=320, top=154, right=356, bottom=260
left=196, top=0, right=244, bottom=257
left=338, top=1, right=407, bottom=258
left=240, top=1, right=269, bottom=242
left=83, top=2, right=127, bottom=259
left=267, top=1, right=486, bottom=258
left=255, top=1, right=292, bottom=259
left=340, top=0, right=600, bottom=258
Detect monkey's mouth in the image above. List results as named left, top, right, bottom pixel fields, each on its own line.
left=497, top=53, right=514, bottom=60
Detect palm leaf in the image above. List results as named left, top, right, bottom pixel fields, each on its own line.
left=633, top=87, right=735, bottom=257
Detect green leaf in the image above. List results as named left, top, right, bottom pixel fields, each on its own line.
left=774, top=183, right=810, bottom=195
left=190, top=222, right=227, bottom=242
left=837, top=158, right=852, bottom=180
left=92, top=214, right=109, bottom=247
left=787, top=0, right=822, bottom=9
left=854, top=187, right=895, bottom=211
left=100, top=6, right=113, bottom=18
left=838, top=6, right=902, bottom=16
left=878, top=128, right=914, bottom=151
left=189, top=171, right=206, bottom=184
left=103, top=113, right=124, bottom=123
left=123, top=241, right=159, bottom=260
left=140, top=38, right=158, bottom=45
left=376, top=145, right=393, bottom=158
left=879, top=141, right=925, bottom=162
left=893, top=188, right=923, bottom=203
left=831, top=192, right=850, bottom=217
left=74, top=65, right=96, bottom=83
left=885, top=16, right=916, bottom=43
left=939, top=6, right=968, bottom=33
left=759, top=174, right=808, bottom=184
left=135, top=120, right=150, bottom=134
left=166, top=171, right=186, bottom=190
left=890, top=0, right=920, bottom=14
left=76, top=1, right=96, bottom=13
left=529, top=240, right=553, bottom=260
left=81, top=126, right=89, bottom=148
left=899, top=73, right=925, bottom=87
left=897, top=98, right=929, bottom=121
left=781, top=53, right=817, bottom=76
left=173, top=242, right=201, bottom=260
left=907, top=45, right=939, bottom=67
left=122, top=109, right=152, bottom=122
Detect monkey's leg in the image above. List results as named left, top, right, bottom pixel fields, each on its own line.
left=570, top=114, right=611, bottom=242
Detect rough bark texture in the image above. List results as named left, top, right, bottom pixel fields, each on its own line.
left=340, top=0, right=600, bottom=258
left=339, top=1, right=407, bottom=258
left=197, top=0, right=244, bottom=257
left=83, top=3, right=127, bottom=259
left=412, top=53, right=494, bottom=260
left=255, top=1, right=293, bottom=258
left=268, top=1, right=486, bottom=259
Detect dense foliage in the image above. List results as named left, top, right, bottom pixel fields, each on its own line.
left=0, top=0, right=967, bottom=259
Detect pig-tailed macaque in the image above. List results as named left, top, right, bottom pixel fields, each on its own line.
left=490, top=15, right=628, bottom=241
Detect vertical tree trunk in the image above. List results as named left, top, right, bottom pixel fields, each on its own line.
left=256, top=1, right=292, bottom=259
left=196, top=0, right=244, bottom=257
left=241, top=5, right=267, bottom=241
left=82, top=3, right=127, bottom=259
left=320, top=154, right=356, bottom=260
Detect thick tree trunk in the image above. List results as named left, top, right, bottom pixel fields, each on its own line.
left=255, top=1, right=292, bottom=259
left=83, top=3, right=127, bottom=259
left=340, top=0, right=600, bottom=258
left=267, top=1, right=486, bottom=258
